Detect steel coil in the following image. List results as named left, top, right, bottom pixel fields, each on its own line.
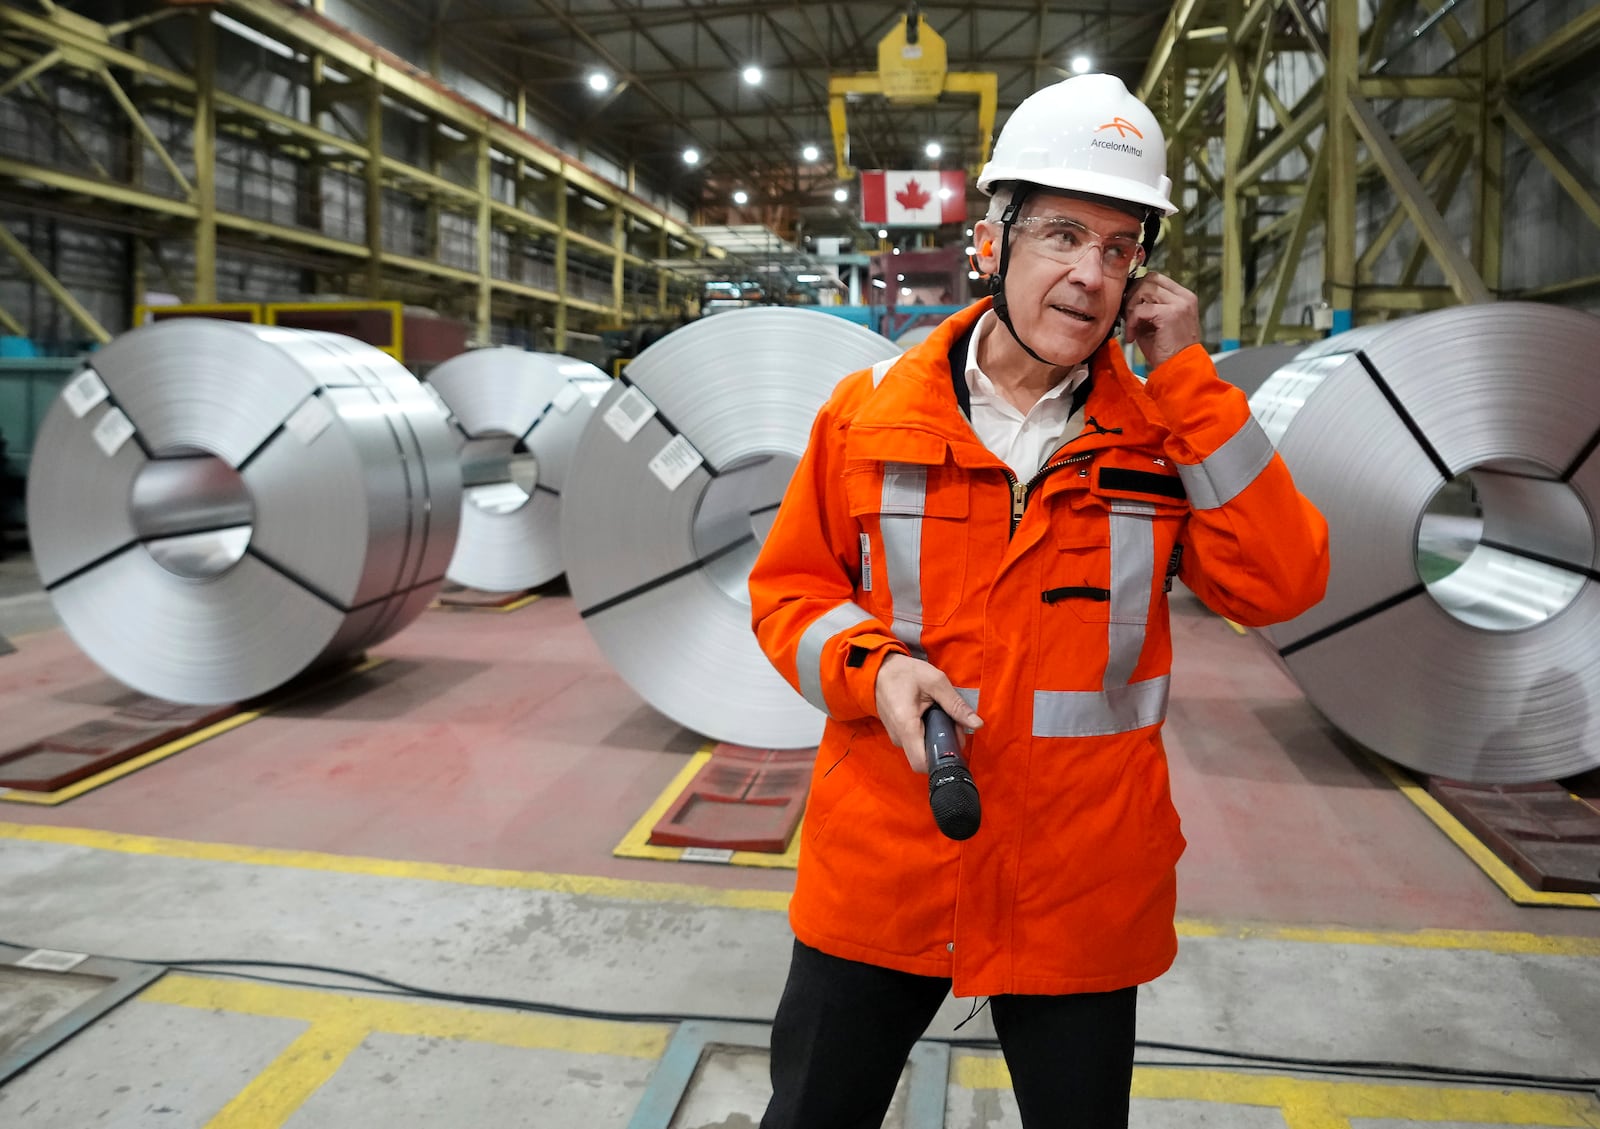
left=561, top=308, right=900, bottom=748
left=428, top=349, right=609, bottom=592
left=1211, top=342, right=1305, bottom=401
left=28, top=319, right=462, bottom=704
left=1250, top=302, right=1600, bottom=783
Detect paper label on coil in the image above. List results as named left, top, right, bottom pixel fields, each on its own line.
left=15, top=948, right=89, bottom=973
left=285, top=395, right=334, bottom=446
left=62, top=369, right=110, bottom=419
left=648, top=434, right=704, bottom=491
left=91, top=408, right=135, bottom=457
left=603, top=386, right=658, bottom=441
left=552, top=382, right=585, bottom=414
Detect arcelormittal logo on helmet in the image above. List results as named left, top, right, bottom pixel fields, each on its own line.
left=1090, top=117, right=1144, bottom=158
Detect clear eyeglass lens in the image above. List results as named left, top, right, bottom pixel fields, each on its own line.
left=1014, top=218, right=1145, bottom=273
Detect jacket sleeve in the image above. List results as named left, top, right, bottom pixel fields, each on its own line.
left=748, top=384, right=908, bottom=720
left=1141, top=343, right=1330, bottom=627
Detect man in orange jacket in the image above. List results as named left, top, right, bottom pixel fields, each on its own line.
left=749, top=73, right=1329, bottom=1128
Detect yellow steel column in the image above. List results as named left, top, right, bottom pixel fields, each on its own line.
left=476, top=132, right=492, bottom=342
left=1474, top=0, right=1505, bottom=293
left=193, top=11, right=217, bottom=302
left=657, top=227, right=669, bottom=315
left=611, top=206, right=625, bottom=317
left=1221, top=0, right=1247, bottom=351
left=1166, top=39, right=1189, bottom=288
left=553, top=176, right=568, bottom=351
left=1326, top=0, right=1359, bottom=333
left=365, top=74, right=383, bottom=296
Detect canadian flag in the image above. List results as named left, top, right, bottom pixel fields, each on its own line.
left=861, top=170, right=967, bottom=227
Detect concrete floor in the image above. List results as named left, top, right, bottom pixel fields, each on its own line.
left=0, top=559, right=1598, bottom=1128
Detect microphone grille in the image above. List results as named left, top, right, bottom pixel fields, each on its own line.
left=931, top=777, right=982, bottom=841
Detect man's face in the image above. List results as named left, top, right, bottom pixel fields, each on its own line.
left=974, top=194, right=1144, bottom=365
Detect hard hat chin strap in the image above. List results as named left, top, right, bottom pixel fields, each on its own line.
left=987, top=184, right=1063, bottom=369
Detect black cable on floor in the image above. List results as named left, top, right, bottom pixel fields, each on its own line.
left=6, top=940, right=1598, bottom=1097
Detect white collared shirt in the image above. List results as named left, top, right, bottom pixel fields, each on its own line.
left=963, top=311, right=1089, bottom=480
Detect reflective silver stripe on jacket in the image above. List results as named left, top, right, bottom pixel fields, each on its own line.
left=1176, top=415, right=1276, bottom=510
left=1032, top=677, right=1171, bottom=738
left=796, top=601, right=877, bottom=712
left=879, top=463, right=928, bottom=658
left=1105, top=501, right=1156, bottom=688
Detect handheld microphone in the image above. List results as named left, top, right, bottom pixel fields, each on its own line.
left=924, top=706, right=981, bottom=841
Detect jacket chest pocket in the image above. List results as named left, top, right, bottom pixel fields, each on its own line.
left=845, top=461, right=969, bottom=628
left=1045, top=500, right=1186, bottom=627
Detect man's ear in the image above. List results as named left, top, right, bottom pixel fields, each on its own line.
left=970, top=221, right=999, bottom=279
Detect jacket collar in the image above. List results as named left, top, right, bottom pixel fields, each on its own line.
left=850, top=298, right=1170, bottom=467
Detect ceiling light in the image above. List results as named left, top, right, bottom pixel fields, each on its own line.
left=587, top=71, right=611, bottom=93
left=877, top=228, right=888, bottom=239
left=833, top=187, right=848, bottom=202
left=901, top=287, right=912, bottom=296
left=742, top=65, right=763, bottom=85
left=802, top=144, right=820, bottom=162
left=897, top=274, right=905, bottom=281
left=938, top=187, right=953, bottom=200
left=965, top=245, right=977, bottom=255
left=796, top=273, right=822, bottom=282
left=871, top=278, right=887, bottom=289
left=892, top=247, right=901, bottom=255
left=682, top=147, right=700, bottom=165
left=965, top=227, right=974, bottom=236
left=968, top=270, right=981, bottom=280
left=1070, top=55, right=1092, bottom=75
left=732, top=189, right=749, bottom=205
left=925, top=141, right=942, bottom=159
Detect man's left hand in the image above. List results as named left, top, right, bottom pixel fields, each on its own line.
left=1123, top=271, right=1203, bottom=369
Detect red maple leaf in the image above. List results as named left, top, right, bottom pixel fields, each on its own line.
left=895, top=178, right=932, bottom=212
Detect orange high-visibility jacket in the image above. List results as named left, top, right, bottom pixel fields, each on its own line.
left=749, top=299, right=1330, bottom=997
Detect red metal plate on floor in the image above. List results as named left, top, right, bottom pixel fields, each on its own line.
left=649, top=746, right=814, bottom=853
left=0, top=701, right=236, bottom=792
left=1429, top=778, right=1600, bottom=893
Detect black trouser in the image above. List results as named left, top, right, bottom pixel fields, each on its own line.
left=761, top=939, right=1138, bottom=1129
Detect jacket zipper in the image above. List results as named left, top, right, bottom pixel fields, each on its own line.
left=1004, top=451, right=1094, bottom=538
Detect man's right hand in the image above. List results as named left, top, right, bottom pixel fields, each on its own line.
left=874, top=652, right=984, bottom=773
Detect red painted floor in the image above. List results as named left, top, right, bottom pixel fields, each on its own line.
left=2, top=589, right=1597, bottom=937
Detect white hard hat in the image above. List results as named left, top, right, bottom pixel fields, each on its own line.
left=977, top=74, right=1177, bottom=216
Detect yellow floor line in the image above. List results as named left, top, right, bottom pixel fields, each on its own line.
left=146, top=973, right=671, bottom=1059
left=5, top=819, right=1600, bottom=956
left=611, top=746, right=803, bottom=870
left=432, top=592, right=543, bottom=613
left=200, top=1018, right=368, bottom=1129
left=954, top=1060, right=1600, bottom=1126
left=1367, top=752, right=1600, bottom=910
left=0, top=819, right=792, bottom=911
left=0, top=657, right=389, bottom=808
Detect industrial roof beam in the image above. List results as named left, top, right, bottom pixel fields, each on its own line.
left=0, top=222, right=111, bottom=344
left=1345, top=92, right=1491, bottom=306
left=1500, top=101, right=1600, bottom=234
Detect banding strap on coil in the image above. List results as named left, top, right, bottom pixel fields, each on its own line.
left=1106, top=500, right=1156, bottom=689
left=1033, top=677, right=1171, bottom=738
left=796, top=601, right=877, bottom=711
left=1175, top=415, right=1276, bottom=510
left=879, top=463, right=929, bottom=658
